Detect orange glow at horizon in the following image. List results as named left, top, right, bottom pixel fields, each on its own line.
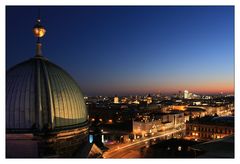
left=104, top=82, right=234, bottom=95
left=87, top=77, right=234, bottom=95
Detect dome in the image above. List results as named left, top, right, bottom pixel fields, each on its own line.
left=6, top=56, right=88, bottom=132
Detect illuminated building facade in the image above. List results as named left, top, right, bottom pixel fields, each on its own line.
left=184, top=90, right=189, bottom=99
left=132, top=112, right=185, bottom=138
left=132, top=99, right=140, bottom=104
left=114, top=95, right=119, bottom=104
left=184, top=107, right=207, bottom=118
left=186, top=116, right=234, bottom=141
left=205, top=105, right=234, bottom=116
left=172, top=105, right=187, bottom=111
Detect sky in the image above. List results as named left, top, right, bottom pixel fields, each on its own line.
left=6, top=6, right=234, bottom=96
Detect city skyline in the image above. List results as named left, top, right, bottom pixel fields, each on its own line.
left=6, top=6, right=234, bottom=96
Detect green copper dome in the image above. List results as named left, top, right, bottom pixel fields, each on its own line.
left=6, top=56, right=88, bottom=132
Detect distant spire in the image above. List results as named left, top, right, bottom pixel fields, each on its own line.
left=32, top=8, right=46, bottom=57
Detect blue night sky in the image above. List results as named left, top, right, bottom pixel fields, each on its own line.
left=6, top=6, right=234, bottom=96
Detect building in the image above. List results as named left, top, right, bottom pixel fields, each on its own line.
left=186, top=116, right=234, bottom=141
left=172, top=105, right=187, bottom=111
left=184, top=90, right=189, bottom=99
left=132, top=112, right=185, bottom=138
left=205, top=105, right=234, bottom=116
left=184, top=106, right=207, bottom=118
left=6, top=17, right=93, bottom=157
left=114, top=95, right=119, bottom=104
left=146, top=94, right=152, bottom=104
left=189, top=135, right=234, bottom=158
left=121, top=97, right=128, bottom=103
left=132, top=99, right=140, bottom=104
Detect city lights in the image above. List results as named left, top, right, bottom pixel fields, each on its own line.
left=6, top=6, right=234, bottom=159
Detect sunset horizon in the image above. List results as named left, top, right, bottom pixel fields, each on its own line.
left=7, top=6, right=234, bottom=96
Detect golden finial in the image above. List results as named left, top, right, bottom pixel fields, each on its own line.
left=33, top=9, right=46, bottom=57
left=33, top=18, right=46, bottom=39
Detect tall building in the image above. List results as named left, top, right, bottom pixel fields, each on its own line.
left=114, top=95, right=119, bottom=104
left=184, top=90, right=189, bottom=99
left=6, top=16, right=91, bottom=157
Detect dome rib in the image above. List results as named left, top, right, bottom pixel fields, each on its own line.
left=41, top=59, right=55, bottom=130
left=48, top=65, right=61, bottom=127
left=35, top=59, right=42, bottom=130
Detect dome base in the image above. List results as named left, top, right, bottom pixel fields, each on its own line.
left=6, top=125, right=89, bottom=158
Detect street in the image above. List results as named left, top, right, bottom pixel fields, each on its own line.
left=103, top=128, right=185, bottom=158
